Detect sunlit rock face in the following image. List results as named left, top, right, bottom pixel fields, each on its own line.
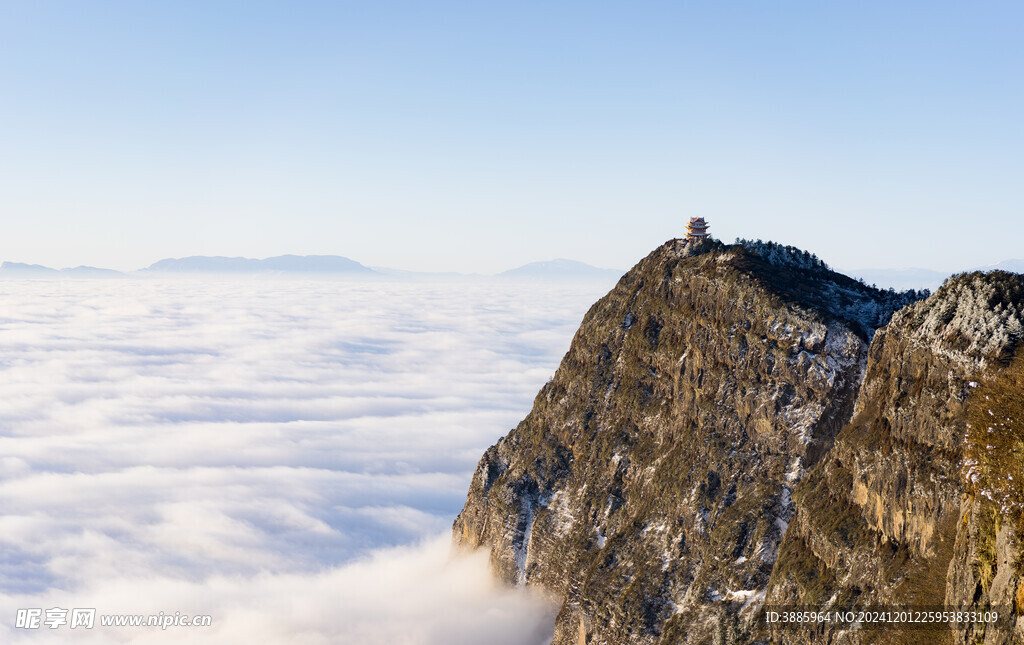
left=766, top=270, right=1024, bottom=644
left=454, top=239, right=933, bottom=644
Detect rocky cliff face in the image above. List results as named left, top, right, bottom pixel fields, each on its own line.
left=766, top=270, right=1024, bottom=644
left=453, top=239, right=1024, bottom=644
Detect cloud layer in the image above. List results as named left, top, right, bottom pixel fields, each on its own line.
left=0, top=277, right=612, bottom=643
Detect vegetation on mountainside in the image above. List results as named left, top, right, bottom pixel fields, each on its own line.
left=905, top=270, right=1024, bottom=362
left=734, top=238, right=930, bottom=338
left=964, top=351, right=1024, bottom=532
left=734, top=238, right=832, bottom=272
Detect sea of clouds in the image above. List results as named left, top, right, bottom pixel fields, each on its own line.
left=0, top=276, right=615, bottom=643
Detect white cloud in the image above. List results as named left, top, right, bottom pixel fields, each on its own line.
left=0, top=277, right=610, bottom=642
left=2, top=535, right=559, bottom=645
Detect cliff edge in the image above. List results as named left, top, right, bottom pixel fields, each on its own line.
left=454, top=238, right=942, bottom=643
left=455, top=239, right=1024, bottom=644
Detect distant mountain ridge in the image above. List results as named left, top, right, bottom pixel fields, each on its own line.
left=982, top=258, right=1024, bottom=273
left=847, top=259, right=1024, bottom=291
left=1, top=254, right=1019, bottom=283
left=0, top=255, right=628, bottom=280
left=498, top=259, right=623, bottom=281
left=142, top=254, right=374, bottom=274
left=0, top=262, right=57, bottom=275
left=845, top=267, right=949, bottom=291
left=0, top=262, right=123, bottom=277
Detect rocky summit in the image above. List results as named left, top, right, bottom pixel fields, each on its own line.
left=453, top=238, right=1024, bottom=644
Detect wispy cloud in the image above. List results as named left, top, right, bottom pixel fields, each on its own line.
left=0, top=277, right=610, bottom=642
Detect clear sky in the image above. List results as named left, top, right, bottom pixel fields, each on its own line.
left=1, top=1, right=1021, bottom=273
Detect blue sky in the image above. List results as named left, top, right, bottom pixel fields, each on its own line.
left=1, top=2, right=1021, bottom=273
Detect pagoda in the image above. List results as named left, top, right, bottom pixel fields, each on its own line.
left=685, top=217, right=710, bottom=240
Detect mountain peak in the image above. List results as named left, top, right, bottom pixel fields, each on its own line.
left=454, top=237, right=1024, bottom=644
left=454, top=237, right=909, bottom=642
left=651, top=237, right=928, bottom=339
